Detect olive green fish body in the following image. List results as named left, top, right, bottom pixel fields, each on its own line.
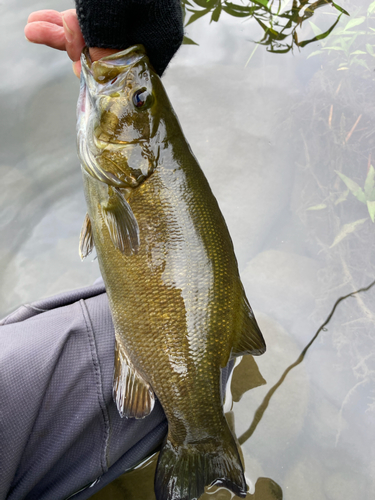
left=77, top=46, right=266, bottom=500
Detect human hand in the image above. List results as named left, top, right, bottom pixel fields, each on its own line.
left=25, top=9, right=120, bottom=77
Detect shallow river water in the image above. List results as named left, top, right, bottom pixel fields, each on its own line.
left=1, top=1, right=375, bottom=499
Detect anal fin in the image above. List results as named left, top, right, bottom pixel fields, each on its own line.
left=113, top=334, right=155, bottom=419
left=231, top=295, right=266, bottom=358
left=79, top=213, right=94, bottom=260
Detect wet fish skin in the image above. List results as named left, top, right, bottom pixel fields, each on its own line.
left=77, top=45, right=266, bottom=500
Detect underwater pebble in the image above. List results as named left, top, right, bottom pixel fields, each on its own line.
left=252, top=477, right=283, bottom=500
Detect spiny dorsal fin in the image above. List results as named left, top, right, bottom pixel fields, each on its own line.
left=101, top=187, right=140, bottom=256
left=231, top=295, right=266, bottom=358
left=79, top=213, right=94, bottom=260
left=113, top=334, right=155, bottom=419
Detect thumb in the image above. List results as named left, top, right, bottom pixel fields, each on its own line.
left=62, top=10, right=85, bottom=64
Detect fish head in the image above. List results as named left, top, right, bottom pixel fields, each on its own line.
left=77, top=45, right=165, bottom=188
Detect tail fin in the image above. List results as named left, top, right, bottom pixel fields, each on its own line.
left=155, top=428, right=247, bottom=500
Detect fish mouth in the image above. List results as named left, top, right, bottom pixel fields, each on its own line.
left=82, top=45, right=147, bottom=82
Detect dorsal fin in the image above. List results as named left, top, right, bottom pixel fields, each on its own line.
left=79, top=213, right=94, bottom=260
left=113, top=334, right=155, bottom=419
left=231, top=294, right=266, bottom=358
left=101, top=187, right=140, bottom=256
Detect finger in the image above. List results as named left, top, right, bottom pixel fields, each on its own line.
left=73, top=60, right=82, bottom=78
left=27, top=10, right=63, bottom=26
left=61, top=9, right=78, bottom=17
left=24, top=22, right=66, bottom=51
left=62, top=11, right=85, bottom=62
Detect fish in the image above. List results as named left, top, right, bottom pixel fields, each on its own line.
left=76, top=45, right=266, bottom=500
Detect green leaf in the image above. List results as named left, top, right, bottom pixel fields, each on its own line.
left=307, top=50, right=324, bottom=59
left=344, top=17, right=366, bottom=31
left=350, top=58, right=370, bottom=70
left=347, top=33, right=359, bottom=50
left=332, top=2, right=350, bottom=16
left=334, top=189, right=349, bottom=205
left=185, top=8, right=210, bottom=27
left=307, top=203, right=327, bottom=211
left=323, top=46, right=345, bottom=51
left=182, top=35, right=199, bottom=45
left=309, top=21, right=323, bottom=37
left=224, top=1, right=258, bottom=11
left=336, top=171, right=367, bottom=203
left=368, top=1, right=375, bottom=14
left=211, top=3, right=221, bottom=22
left=330, top=219, right=367, bottom=248
left=255, top=16, right=271, bottom=33
left=350, top=50, right=367, bottom=55
left=268, top=46, right=292, bottom=54
left=333, top=29, right=359, bottom=35
left=364, top=165, right=375, bottom=199
left=249, top=0, right=269, bottom=8
left=299, top=15, right=342, bottom=48
left=191, top=0, right=217, bottom=8
left=366, top=44, right=375, bottom=56
left=367, top=201, right=375, bottom=222
left=222, top=5, right=250, bottom=17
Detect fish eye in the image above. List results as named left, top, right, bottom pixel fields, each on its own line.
left=132, top=88, right=153, bottom=110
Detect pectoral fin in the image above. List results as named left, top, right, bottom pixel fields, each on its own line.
left=113, top=334, right=155, bottom=419
left=79, top=213, right=94, bottom=260
left=102, top=187, right=140, bottom=256
left=231, top=295, right=266, bottom=358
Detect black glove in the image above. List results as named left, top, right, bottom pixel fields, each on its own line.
left=75, top=0, right=184, bottom=76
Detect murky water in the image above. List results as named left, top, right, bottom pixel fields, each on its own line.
left=1, top=0, right=375, bottom=499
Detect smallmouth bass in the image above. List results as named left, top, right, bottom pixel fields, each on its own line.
left=77, top=45, right=266, bottom=500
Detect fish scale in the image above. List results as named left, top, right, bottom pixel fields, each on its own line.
left=77, top=45, right=266, bottom=500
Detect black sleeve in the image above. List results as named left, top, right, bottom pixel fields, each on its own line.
left=74, top=0, right=184, bottom=76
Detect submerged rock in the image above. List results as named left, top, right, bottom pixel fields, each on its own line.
left=252, top=477, right=283, bottom=499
